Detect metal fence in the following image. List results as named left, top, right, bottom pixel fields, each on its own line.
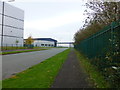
left=0, top=44, right=26, bottom=51
left=74, top=20, right=120, bottom=59
left=74, top=20, right=120, bottom=88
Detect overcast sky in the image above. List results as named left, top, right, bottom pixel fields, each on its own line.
left=7, top=0, right=87, bottom=42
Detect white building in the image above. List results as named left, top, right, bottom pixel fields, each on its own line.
left=0, top=1, right=24, bottom=47
left=25, top=38, right=57, bottom=47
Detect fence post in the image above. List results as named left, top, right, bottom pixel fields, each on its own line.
left=12, top=44, right=13, bottom=49
left=6, top=44, right=7, bottom=50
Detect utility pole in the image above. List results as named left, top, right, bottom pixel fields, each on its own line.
left=1, top=2, right=5, bottom=51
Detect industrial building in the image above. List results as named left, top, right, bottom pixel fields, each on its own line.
left=24, top=38, right=57, bottom=47
left=0, top=1, right=24, bottom=46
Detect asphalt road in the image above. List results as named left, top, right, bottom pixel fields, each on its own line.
left=2, top=48, right=68, bottom=80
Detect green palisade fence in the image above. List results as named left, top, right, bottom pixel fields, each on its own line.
left=74, top=20, right=120, bottom=59
left=74, top=20, right=120, bottom=87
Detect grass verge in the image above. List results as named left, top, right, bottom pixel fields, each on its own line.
left=75, top=50, right=110, bottom=88
left=2, top=49, right=70, bottom=88
left=0, top=81, right=2, bottom=90
left=0, top=49, right=47, bottom=55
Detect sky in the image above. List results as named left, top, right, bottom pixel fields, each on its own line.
left=5, top=0, right=88, bottom=43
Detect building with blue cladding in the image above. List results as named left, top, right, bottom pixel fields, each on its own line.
left=25, top=38, right=57, bottom=47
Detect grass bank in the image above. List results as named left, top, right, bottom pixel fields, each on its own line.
left=3, top=49, right=70, bottom=88
left=0, top=81, right=2, bottom=89
left=75, top=50, right=110, bottom=88
left=1, top=46, right=48, bottom=51
left=0, top=48, right=47, bottom=55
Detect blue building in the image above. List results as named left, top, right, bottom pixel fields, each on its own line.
left=24, top=38, right=57, bottom=47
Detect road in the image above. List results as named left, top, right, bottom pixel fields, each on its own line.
left=2, top=48, right=68, bottom=80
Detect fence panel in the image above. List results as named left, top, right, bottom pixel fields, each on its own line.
left=75, top=20, right=120, bottom=59
left=74, top=20, right=120, bottom=88
left=1, top=44, right=26, bottom=51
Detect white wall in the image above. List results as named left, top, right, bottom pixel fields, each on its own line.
left=3, top=36, right=23, bottom=46
left=4, top=16, right=24, bottom=29
left=0, top=2, right=2, bottom=47
left=33, top=40, right=55, bottom=47
left=3, top=26, right=23, bottom=37
left=0, top=25, right=2, bottom=35
left=4, top=2, right=24, bottom=20
left=0, top=1, right=24, bottom=46
left=0, top=1, right=2, bottom=33
left=0, top=14, right=2, bottom=25
left=0, top=1, right=2, bottom=14
left=0, top=36, right=1, bottom=46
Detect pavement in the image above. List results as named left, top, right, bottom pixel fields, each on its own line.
left=2, top=48, right=68, bottom=80
left=51, top=49, right=91, bottom=88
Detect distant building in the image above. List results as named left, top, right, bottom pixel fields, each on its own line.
left=24, top=38, right=57, bottom=47
left=0, top=1, right=24, bottom=46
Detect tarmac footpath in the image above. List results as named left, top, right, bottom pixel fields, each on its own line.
left=51, top=49, right=91, bottom=88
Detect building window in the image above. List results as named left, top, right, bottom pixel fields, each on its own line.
left=45, top=44, right=47, bottom=46
left=41, top=44, right=44, bottom=46
left=51, top=44, right=54, bottom=47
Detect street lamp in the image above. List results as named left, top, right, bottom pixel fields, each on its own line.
left=1, top=0, right=15, bottom=50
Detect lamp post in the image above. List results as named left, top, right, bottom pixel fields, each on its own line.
left=1, top=1, right=5, bottom=50
left=1, top=0, right=15, bottom=50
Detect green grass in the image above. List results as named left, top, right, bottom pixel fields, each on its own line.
left=1, top=46, right=50, bottom=51
left=0, top=48, right=47, bottom=55
left=75, top=50, right=110, bottom=88
left=1, top=46, right=28, bottom=51
left=0, top=81, right=2, bottom=89
left=2, top=49, right=70, bottom=88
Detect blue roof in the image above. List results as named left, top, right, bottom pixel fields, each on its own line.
left=33, top=38, right=57, bottom=42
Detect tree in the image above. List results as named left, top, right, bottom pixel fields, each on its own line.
left=85, top=1, right=120, bottom=23
left=25, top=36, right=34, bottom=45
left=15, top=40, right=19, bottom=47
left=74, top=1, right=120, bottom=44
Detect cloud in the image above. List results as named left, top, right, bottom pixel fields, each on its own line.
left=25, top=11, right=86, bottom=31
